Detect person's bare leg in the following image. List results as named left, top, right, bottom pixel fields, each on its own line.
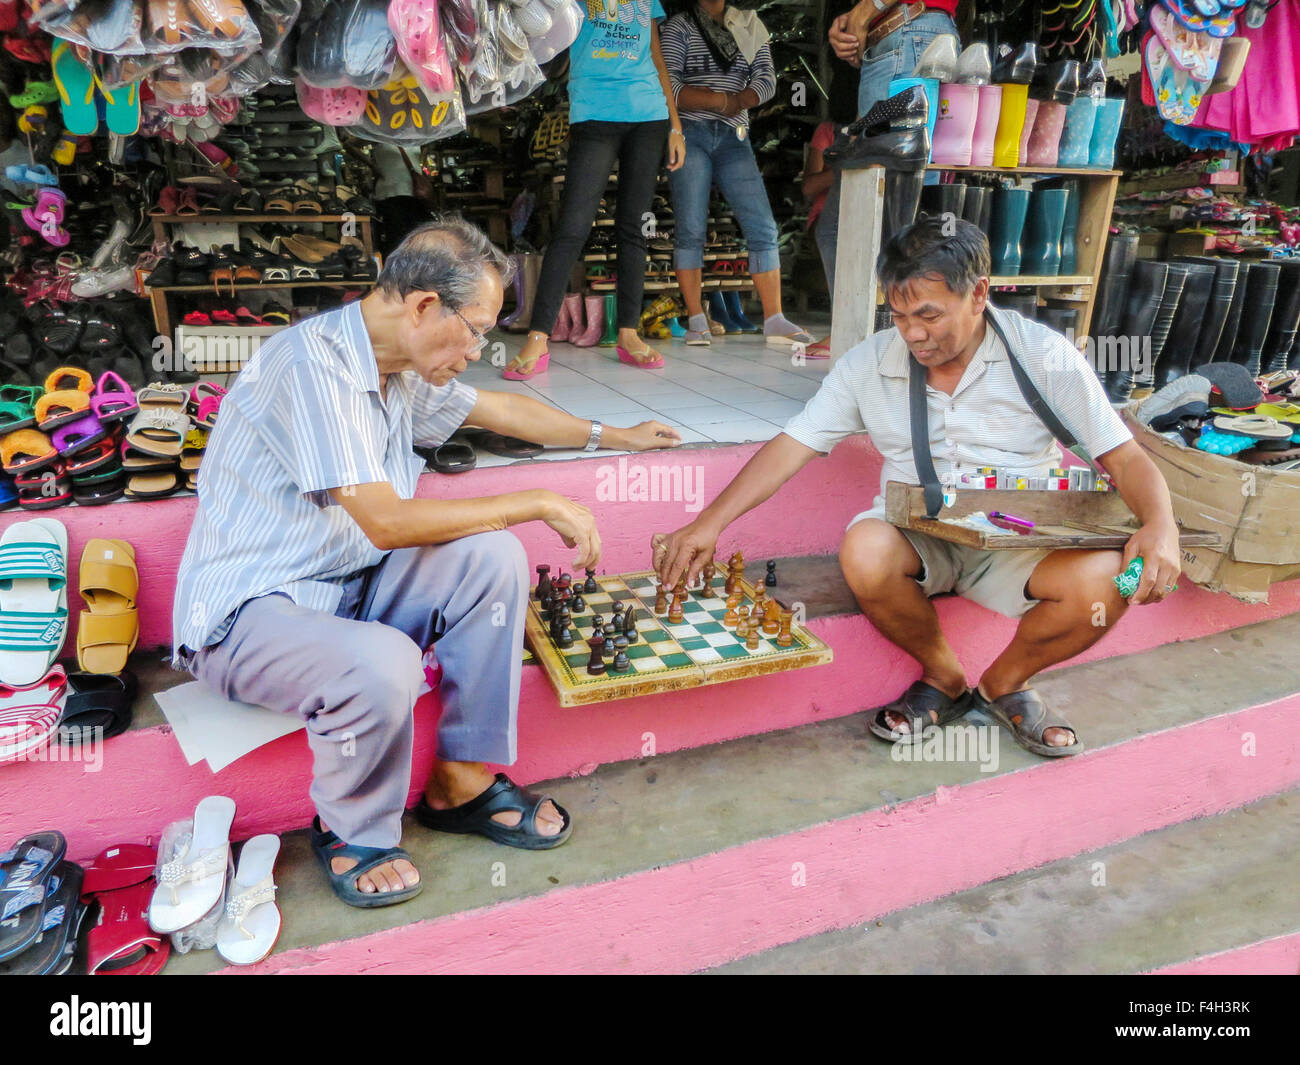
left=320, top=821, right=420, bottom=895
left=840, top=519, right=966, bottom=733
left=423, top=758, right=565, bottom=835
left=977, top=548, right=1128, bottom=746
left=751, top=267, right=784, bottom=319
left=506, top=329, right=550, bottom=374
left=676, top=266, right=704, bottom=319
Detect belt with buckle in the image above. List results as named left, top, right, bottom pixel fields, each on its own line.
left=858, top=2, right=930, bottom=60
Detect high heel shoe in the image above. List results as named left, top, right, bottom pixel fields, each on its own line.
left=824, top=86, right=931, bottom=171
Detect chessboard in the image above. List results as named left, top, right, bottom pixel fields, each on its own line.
left=524, top=564, right=833, bottom=707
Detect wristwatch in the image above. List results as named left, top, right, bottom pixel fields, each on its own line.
left=584, top=420, right=604, bottom=452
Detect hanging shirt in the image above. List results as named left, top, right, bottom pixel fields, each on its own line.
left=568, top=1, right=670, bottom=125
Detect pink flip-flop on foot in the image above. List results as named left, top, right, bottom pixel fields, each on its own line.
left=503, top=350, right=549, bottom=380
left=617, top=345, right=665, bottom=370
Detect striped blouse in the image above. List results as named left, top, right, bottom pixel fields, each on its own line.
left=659, top=11, right=777, bottom=131
left=172, top=300, right=477, bottom=662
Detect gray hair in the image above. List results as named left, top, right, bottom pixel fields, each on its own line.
left=377, top=214, right=515, bottom=307
left=877, top=215, right=990, bottom=298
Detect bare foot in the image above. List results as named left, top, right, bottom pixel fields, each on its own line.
left=505, top=331, right=549, bottom=375
left=320, top=820, right=420, bottom=895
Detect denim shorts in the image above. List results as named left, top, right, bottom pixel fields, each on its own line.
left=857, top=10, right=959, bottom=117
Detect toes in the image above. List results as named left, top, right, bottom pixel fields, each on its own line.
left=537, top=800, right=563, bottom=836
left=491, top=810, right=524, bottom=828
left=1044, top=726, right=1076, bottom=747
left=883, top=710, right=910, bottom=734
left=393, top=859, right=421, bottom=888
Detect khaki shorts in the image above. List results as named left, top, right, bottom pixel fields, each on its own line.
left=849, top=509, right=1048, bottom=618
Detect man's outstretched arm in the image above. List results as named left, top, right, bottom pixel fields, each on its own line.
left=653, top=433, right=822, bottom=588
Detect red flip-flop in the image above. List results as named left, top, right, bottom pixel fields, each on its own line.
left=234, top=306, right=264, bottom=325
left=81, top=843, right=170, bottom=976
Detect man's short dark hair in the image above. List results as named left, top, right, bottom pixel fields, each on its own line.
left=377, top=214, right=514, bottom=307
left=877, top=215, right=991, bottom=298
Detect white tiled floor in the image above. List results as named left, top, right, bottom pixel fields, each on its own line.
left=457, top=315, right=833, bottom=467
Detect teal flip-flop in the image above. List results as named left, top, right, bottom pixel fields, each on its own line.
left=51, top=41, right=98, bottom=136
left=96, top=76, right=139, bottom=136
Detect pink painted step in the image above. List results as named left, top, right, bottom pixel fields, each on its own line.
left=1154, top=932, right=1300, bottom=976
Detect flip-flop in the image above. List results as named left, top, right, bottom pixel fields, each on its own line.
left=414, top=773, right=574, bottom=850
left=502, top=350, right=549, bottom=380
left=0, top=518, right=68, bottom=688
left=972, top=687, right=1084, bottom=758
left=309, top=817, right=422, bottom=909
left=51, top=40, right=98, bottom=135
left=617, top=344, right=666, bottom=370
left=96, top=74, right=140, bottom=136
left=0, top=664, right=68, bottom=760
left=147, top=795, right=236, bottom=934
left=81, top=843, right=170, bottom=975
left=58, top=670, right=137, bottom=743
left=867, top=680, right=974, bottom=744
left=0, top=830, right=67, bottom=962
left=215, top=834, right=280, bottom=965
left=1150, top=4, right=1222, bottom=81
left=415, top=441, right=477, bottom=474
left=0, top=860, right=85, bottom=975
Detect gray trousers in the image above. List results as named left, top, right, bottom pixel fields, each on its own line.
left=191, top=530, right=529, bottom=848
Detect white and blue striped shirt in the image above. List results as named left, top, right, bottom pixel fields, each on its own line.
left=172, top=301, right=478, bottom=662
left=660, top=11, right=776, bottom=131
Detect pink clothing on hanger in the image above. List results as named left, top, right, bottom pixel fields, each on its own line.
left=1195, top=0, right=1300, bottom=148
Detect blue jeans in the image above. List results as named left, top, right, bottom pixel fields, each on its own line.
left=669, top=118, right=780, bottom=275
left=857, top=11, right=958, bottom=117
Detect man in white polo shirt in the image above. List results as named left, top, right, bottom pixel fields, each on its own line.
left=653, top=217, right=1182, bottom=757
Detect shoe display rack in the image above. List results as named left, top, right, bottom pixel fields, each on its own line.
left=830, top=162, right=1121, bottom=359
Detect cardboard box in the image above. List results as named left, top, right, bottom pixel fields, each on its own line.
left=1124, top=409, right=1300, bottom=603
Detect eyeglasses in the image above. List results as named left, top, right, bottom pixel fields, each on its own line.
left=451, top=307, right=489, bottom=353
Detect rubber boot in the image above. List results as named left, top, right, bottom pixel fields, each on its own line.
left=1017, top=98, right=1040, bottom=165
left=572, top=294, right=603, bottom=347
left=1230, top=261, right=1280, bottom=374
left=599, top=292, right=618, bottom=347
left=1107, top=259, right=1168, bottom=406
left=556, top=292, right=583, bottom=343
left=1092, top=233, right=1140, bottom=380
left=724, top=289, right=759, bottom=333
left=1039, top=306, right=1078, bottom=336
left=960, top=186, right=988, bottom=232
left=1021, top=187, right=1067, bottom=276
left=997, top=291, right=1039, bottom=319
left=500, top=253, right=541, bottom=333
left=919, top=182, right=966, bottom=221
left=1213, top=263, right=1251, bottom=363
left=668, top=316, right=686, bottom=338
left=707, top=290, right=742, bottom=334
left=1155, top=261, right=1215, bottom=389
left=1261, top=261, right=1300, bottom=374
left=551, top=293, right=574, bottom=343
left=496, top=253, right=525, bottom=329
left=1025, top=101, right=1067, bottom=168
left=1143, top=263, right=1189, bottom=387
left=1057, top=98, right=1098, bottom=168
left=1089, top=98, right=1125, bottom=169
left=989, top=186, right=1030, bottom=275
left=883, top=169, right=925, bottom=247
left=931, top=82, right=978, bottom=166
left=993, top=83, right=1029, bottom=167
left=1058, top=179, right=1080, bottom=274
left=970, top=84, right=1002, bottom=167
left=1180, top=257, right=1240, bottom=366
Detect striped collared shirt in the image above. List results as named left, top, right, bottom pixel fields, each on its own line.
left=660, top=11, right=776, bottom=131
left=781, top=307, right=1133, bottom=519
left=172, top=301, right=477, bottom=661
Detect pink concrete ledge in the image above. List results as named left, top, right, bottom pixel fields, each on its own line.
left=1152, top=932, right=1300, bottom=976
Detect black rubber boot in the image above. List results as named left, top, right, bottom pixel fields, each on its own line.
left=883, top=169, right=925, bottom=248
left=960, top=186, right=988, bottom=232
left=1143, top=263, right=1189, bottom=388
left=919, top=182, right=967, bottom=221
left=1174, top=256, right=1241, bottom=367
left=1261, top=261, right=1300, bottom=374
left=1212, top=261, right=1251, bottom=363
left=1107, top=259, right=1167, bottom=407
left=1091, top=232, right=1139, bottom=388
left=1230, top=261, right=1281, bottom=374
left=1155, top=261, right=1215, bottom=389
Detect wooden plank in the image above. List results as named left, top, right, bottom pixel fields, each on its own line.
left=830, top=166, right=884, bottom=361
left=1074, top=171, right=1118, bottom=339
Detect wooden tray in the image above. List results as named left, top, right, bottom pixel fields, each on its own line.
left=525, top=570, right=832, bottom=707
left=884, top=481, right=1224, bottom=550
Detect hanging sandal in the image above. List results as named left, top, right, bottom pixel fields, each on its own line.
left=414, top=773, right=573, bottom=850
left=309, top=817, right=421, bottom=909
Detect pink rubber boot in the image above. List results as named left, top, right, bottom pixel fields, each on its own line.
left=556, top=292, right=583, bottom=343
left=551, top=293, right=573, bottom=342
left=571, top=295, right=603, bottom=347
left=970, top=84, right=1002, bottom=167
left=1026, top=101, right=1067, bottom=167
left=931, top=83, right=979, bottom=166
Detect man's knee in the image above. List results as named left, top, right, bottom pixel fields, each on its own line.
left=333, top=627, right=424, bottom=720
left=839, top=519, right=920, bottom=595
left=1032, top=549, right=1128, bottom=613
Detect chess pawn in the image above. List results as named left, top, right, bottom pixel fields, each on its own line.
left=765, top=560, right=778, bottom=587
left=583, top=568, right=598, bottom=594
left=610, top=635, right=631, bottom=673
left=700, top=561, right=717, bottom=598
left=591, top=614, right=604, bottom=638
left=746, top=625, right=760, bottom=650
left=571, top=592, right=586, bottom=613
left=540, top=589, right=555, bottom=623
left=611, top=602, right=625, bottom=628
left=623, top=605, right=639, bottom=643
left=654, top=584, right=668, bottom=615
left=586, top=634, right=606, bottom=675
left=752, top=588, right=766, bottom=619
left=555, top=571, right=571, bottom=592
left=601, top=631, right=617, bottom=660
left=556, top=610, right=576, bottom=649
left=777, top=609, right=794, bottom=647
left=762, top=599, right=780, bottom=636
left=668, top=590, right=685, bottom=624
left=723, top=593, right=740, bottom=627
left=535, top=564, right=552, bottom=601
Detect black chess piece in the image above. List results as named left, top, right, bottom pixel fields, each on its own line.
left=765, top=560, right=777, bottom=587
left=540, top=589, right=555, bottom=623
left=583, top=568, right=598, bottom=594
left=591, top=613, right=604, bottom=636
left=556, top=611, right=575, bottom=649
left=586, top=634, right=606, bottom=675
left=611, top=602, right=624, bottom=626
left=610, top=635, right=630, bottom=673
left=571, top=592, right=586, bottom=613
left=535, top=564, right=552, bottom=601
left=623, top=604, right=638, bottom=643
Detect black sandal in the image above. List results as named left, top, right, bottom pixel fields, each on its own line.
left=868, top=681, right=973, bottom=744
left=972, top=688, right=1083, bottom=758
left=414, top=441, right=476, bottom=474
left=309, top=818, right=422, bottom=909
left=59, top=670, right=137, bottom=743
left=415, top=774, right=573, bottom=850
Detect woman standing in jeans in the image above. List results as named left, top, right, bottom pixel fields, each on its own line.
left=661, top=0, right=812, bottom=349
left=504, top=0, right=686, bottom=379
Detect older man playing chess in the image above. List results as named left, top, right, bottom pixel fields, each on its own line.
left=173, top=217, right=680, bottom=909
left=653, top=217, right=1182, bottom=758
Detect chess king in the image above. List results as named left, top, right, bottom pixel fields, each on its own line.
left=652, top=217, right=1182, bottom=759
left=172, top=219, right=679, bottom=910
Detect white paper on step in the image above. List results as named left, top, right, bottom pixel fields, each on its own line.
left=153, top=682, right=305, bottom=773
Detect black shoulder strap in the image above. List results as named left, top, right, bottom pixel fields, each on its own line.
left=910, top=307, right=1103, bottom=518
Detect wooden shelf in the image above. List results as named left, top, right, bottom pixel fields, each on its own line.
left=990, top=274, right=1093, bottom=286
left=928, top=164, right=1122, bottom=177
left=151, top=214, right=370, bottom=224
left=149, top=280, right=376, bottom=291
